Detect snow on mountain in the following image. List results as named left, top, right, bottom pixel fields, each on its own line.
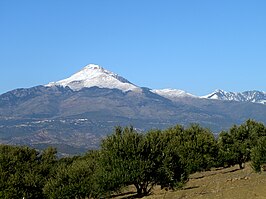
left=46, top=64, right=141, bottom=92
left=151, top=89, right=196, bottom=100
left=201, top=89, right=230, bottom=100
left=46, top=63, right=265, bottom=105
left=202, top=89, right=266, bottom=104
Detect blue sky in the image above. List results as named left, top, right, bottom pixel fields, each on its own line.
left=1, top=0, right=265, bottom=95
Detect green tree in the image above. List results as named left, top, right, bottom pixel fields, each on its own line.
left=44, top=151, right=100, bottom=199
left=38, top=147, right=57, bottom=185
left=218, top=120, right=266, bottom=169
left=159, top=127, right=189, bottom=189
left=99, top=126, right=188, bottom=196
left=251, top=137, right=266, bottom=173
left=167, top=124, right=217, bottom=174
left=217, top=131, right=237, bottom=167
left=0, top=145, right=44, bottom=199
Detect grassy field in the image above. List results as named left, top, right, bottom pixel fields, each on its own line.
left=113, top=163, right=266, bottom=199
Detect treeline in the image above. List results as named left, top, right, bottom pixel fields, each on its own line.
left=1, top=120, right=266, bottom=198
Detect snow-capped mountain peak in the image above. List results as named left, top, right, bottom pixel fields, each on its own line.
left=45, top=64, right=265, bottom=105
left=201, top=89, right=229, bottom=100
left=151, top=88, right=196, bottom=100
left=202, top=89, right=266, bottom=104
left=46, top=64, right=141, bottom=92
left=83, top=64, right=103, bottom=70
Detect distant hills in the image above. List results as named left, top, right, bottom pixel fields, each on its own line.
left=0, top=64, right=265, bottom=155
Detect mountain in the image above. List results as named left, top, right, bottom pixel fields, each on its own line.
left=46, top=64, right=141, bottom=92
left=151, top=89, right=196, bottom=100
left=202, top=89, right=266, bottom=104
left=0, top=64, right=265, bottom=155
left=152, top=89, right=266, bottom=105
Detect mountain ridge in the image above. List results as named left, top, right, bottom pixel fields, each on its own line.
left=0, top=63, right=265, bottom=155
left=45, top=64, right=265, bottom=105
left=201, top=89, right=266, bottom=104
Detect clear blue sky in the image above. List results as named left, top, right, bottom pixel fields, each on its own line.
left=1, top=0, right=265, bottom=95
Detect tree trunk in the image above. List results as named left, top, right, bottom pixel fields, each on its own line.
left=134, top=184, right=142, bottom=196
left=239, top=162, right=244, bottom=169
left=135, top=182, right=152, bottom=196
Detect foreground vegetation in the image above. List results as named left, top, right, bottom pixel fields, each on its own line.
left=1, top=120, right=266, bottom=198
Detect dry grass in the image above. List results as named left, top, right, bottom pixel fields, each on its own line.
left=113, top=163, right=266, bottom=199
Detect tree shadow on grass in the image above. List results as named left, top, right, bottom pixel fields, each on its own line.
left=190, top=167, right=241, bottom=180
left=222, top=168, right=241, bottom=174
left=110, top=191, right=136, bottom=198
left=110, top=191, right=151, bottom=199
left=190, top=172, right=219, bottom=180
left=190, top=175, right=205, bottom=180
left=212, top=167, right=226, bottom=171
left=182, top=185, right=200, bottom=190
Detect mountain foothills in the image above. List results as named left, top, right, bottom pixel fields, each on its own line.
left=0, top=64, right=265, bottom=155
